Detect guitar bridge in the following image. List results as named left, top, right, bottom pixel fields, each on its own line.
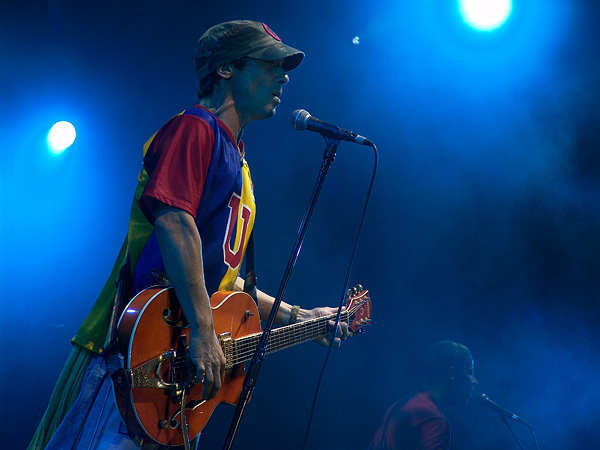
left=129, top=350, right=182, bottom=391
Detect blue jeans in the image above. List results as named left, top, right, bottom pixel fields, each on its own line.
left=44, top=354, right=196, bottom=450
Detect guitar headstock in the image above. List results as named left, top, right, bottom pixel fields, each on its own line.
left=345, top=285, right=372, bottom=337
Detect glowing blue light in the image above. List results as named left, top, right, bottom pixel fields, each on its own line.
left=458, top=0, right=512, bottom=31
left=47, top=121, right=76, bottom=154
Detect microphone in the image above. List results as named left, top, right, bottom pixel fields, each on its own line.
left=476, top=393, right=527, bottom=425
left=291, top=109, right=373, bottom=146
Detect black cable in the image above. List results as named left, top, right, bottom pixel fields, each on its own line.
left=527, top=423, right=540, bottom=450
left=301, top=143, right=378, bottom=450
left=181, top=382, right=191, bottom=450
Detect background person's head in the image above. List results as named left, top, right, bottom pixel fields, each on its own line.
left=423, top=340, right=477, bottom=408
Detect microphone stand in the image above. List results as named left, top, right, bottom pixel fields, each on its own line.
left=222, top=137, right=340, bottom=450
left=501, top=415, right=526, bottom=450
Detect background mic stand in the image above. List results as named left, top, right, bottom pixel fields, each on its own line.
left=501, top=415, right=526, bottom=450
left=222, top=137, right=340, bottom=450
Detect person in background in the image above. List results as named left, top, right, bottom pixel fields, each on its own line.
left=369, top=340, right=477, bottom=450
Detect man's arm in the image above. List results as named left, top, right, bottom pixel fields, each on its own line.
left=417, top=417, right=452, bottom=450
left=154, top=205, right=225, bottom=400
left=233, top=277, right=349, bottom=346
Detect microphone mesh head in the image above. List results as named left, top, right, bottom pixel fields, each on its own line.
left=291, top=109, right=311, bottom=130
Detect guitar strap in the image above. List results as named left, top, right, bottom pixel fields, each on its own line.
left=242, top=231, right=258, bottom=304
left=101, top=250, right=139, bottom=441
left=108, top=250, right=132, bottom=345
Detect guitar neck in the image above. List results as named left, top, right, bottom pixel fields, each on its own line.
left=229, top=311, right=348, bottom=366
left=267, top=310, right=348, bottom=354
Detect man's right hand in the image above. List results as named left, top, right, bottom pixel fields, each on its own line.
left=188, top=325, right=226, bottom=400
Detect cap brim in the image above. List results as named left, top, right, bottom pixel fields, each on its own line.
left=247, top=42, right=305, bottom=71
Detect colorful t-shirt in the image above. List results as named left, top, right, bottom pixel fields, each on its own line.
left=72, top=106, right=255, bottom=353
left=369, top=391, right=453, bottom=450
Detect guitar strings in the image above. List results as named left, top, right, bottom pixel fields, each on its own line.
left=160, top=305, right=362, bottom=376
left=167, top=313, right=337, bottom=371
left=230, top=305, right=359, bottom=364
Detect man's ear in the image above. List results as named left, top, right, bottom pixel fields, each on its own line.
left=216, top=64, right=234, bottom=80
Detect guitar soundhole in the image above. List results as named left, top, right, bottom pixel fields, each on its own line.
left=162, top=308, right=188, bottom=328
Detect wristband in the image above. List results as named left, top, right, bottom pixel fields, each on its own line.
left=288, top=305, right=300, bottom=325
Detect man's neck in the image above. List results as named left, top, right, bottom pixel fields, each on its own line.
left=197, top=95, right=244, bottom=144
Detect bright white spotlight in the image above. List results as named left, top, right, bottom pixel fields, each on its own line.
left=459, top=0, right=512, bottom=32
left=48, top=121, right=76, bottom=154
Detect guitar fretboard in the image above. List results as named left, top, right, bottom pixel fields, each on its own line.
left=227, top=311, right=350, bottom=366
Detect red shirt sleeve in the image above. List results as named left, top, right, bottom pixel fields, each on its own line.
left=417, top=417, right=452, bottom=450
left=139, top=114, right=214, bottom=224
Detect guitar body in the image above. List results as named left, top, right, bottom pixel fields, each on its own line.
left=115, top=287, right=261, bottom=446
left=114, top=284, right=371, bottom=447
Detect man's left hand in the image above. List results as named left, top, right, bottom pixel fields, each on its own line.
left=301, top=307, right=349, bottom=347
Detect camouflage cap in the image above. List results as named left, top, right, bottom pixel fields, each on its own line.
left=194, top=20, right=305, bottom=81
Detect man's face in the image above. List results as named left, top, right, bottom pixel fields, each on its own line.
left=231, top=57, right=289, bottom=122
left=450, top=359, right=478, bottom=406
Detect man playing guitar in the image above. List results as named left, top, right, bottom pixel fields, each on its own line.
left=30, top=20, right=353, bottom=450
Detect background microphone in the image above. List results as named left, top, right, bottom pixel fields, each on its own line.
left=476, top=393, right=527, bottom=425
left=291, top=109, right=373, bottom=146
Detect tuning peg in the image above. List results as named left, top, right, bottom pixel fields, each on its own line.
left=347, top=284, right=364, bottom=297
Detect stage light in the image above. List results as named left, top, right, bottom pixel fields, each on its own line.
left=47, top=121, right=76, bottom=154
left=458, top=0, right=512, bottom=31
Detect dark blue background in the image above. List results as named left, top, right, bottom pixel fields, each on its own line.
left=2, top=1, right=599, bottom=449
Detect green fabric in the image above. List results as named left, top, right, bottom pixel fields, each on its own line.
left=73, top=140, right=155, bottom=354
left=70, top=237, right=129, bottom=353
left=30, top=134, right=157, bottom=448
left=28, top=346, right=93, bottom=450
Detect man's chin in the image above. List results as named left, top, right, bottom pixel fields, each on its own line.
left=264, top=106, right=277, bottom=119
